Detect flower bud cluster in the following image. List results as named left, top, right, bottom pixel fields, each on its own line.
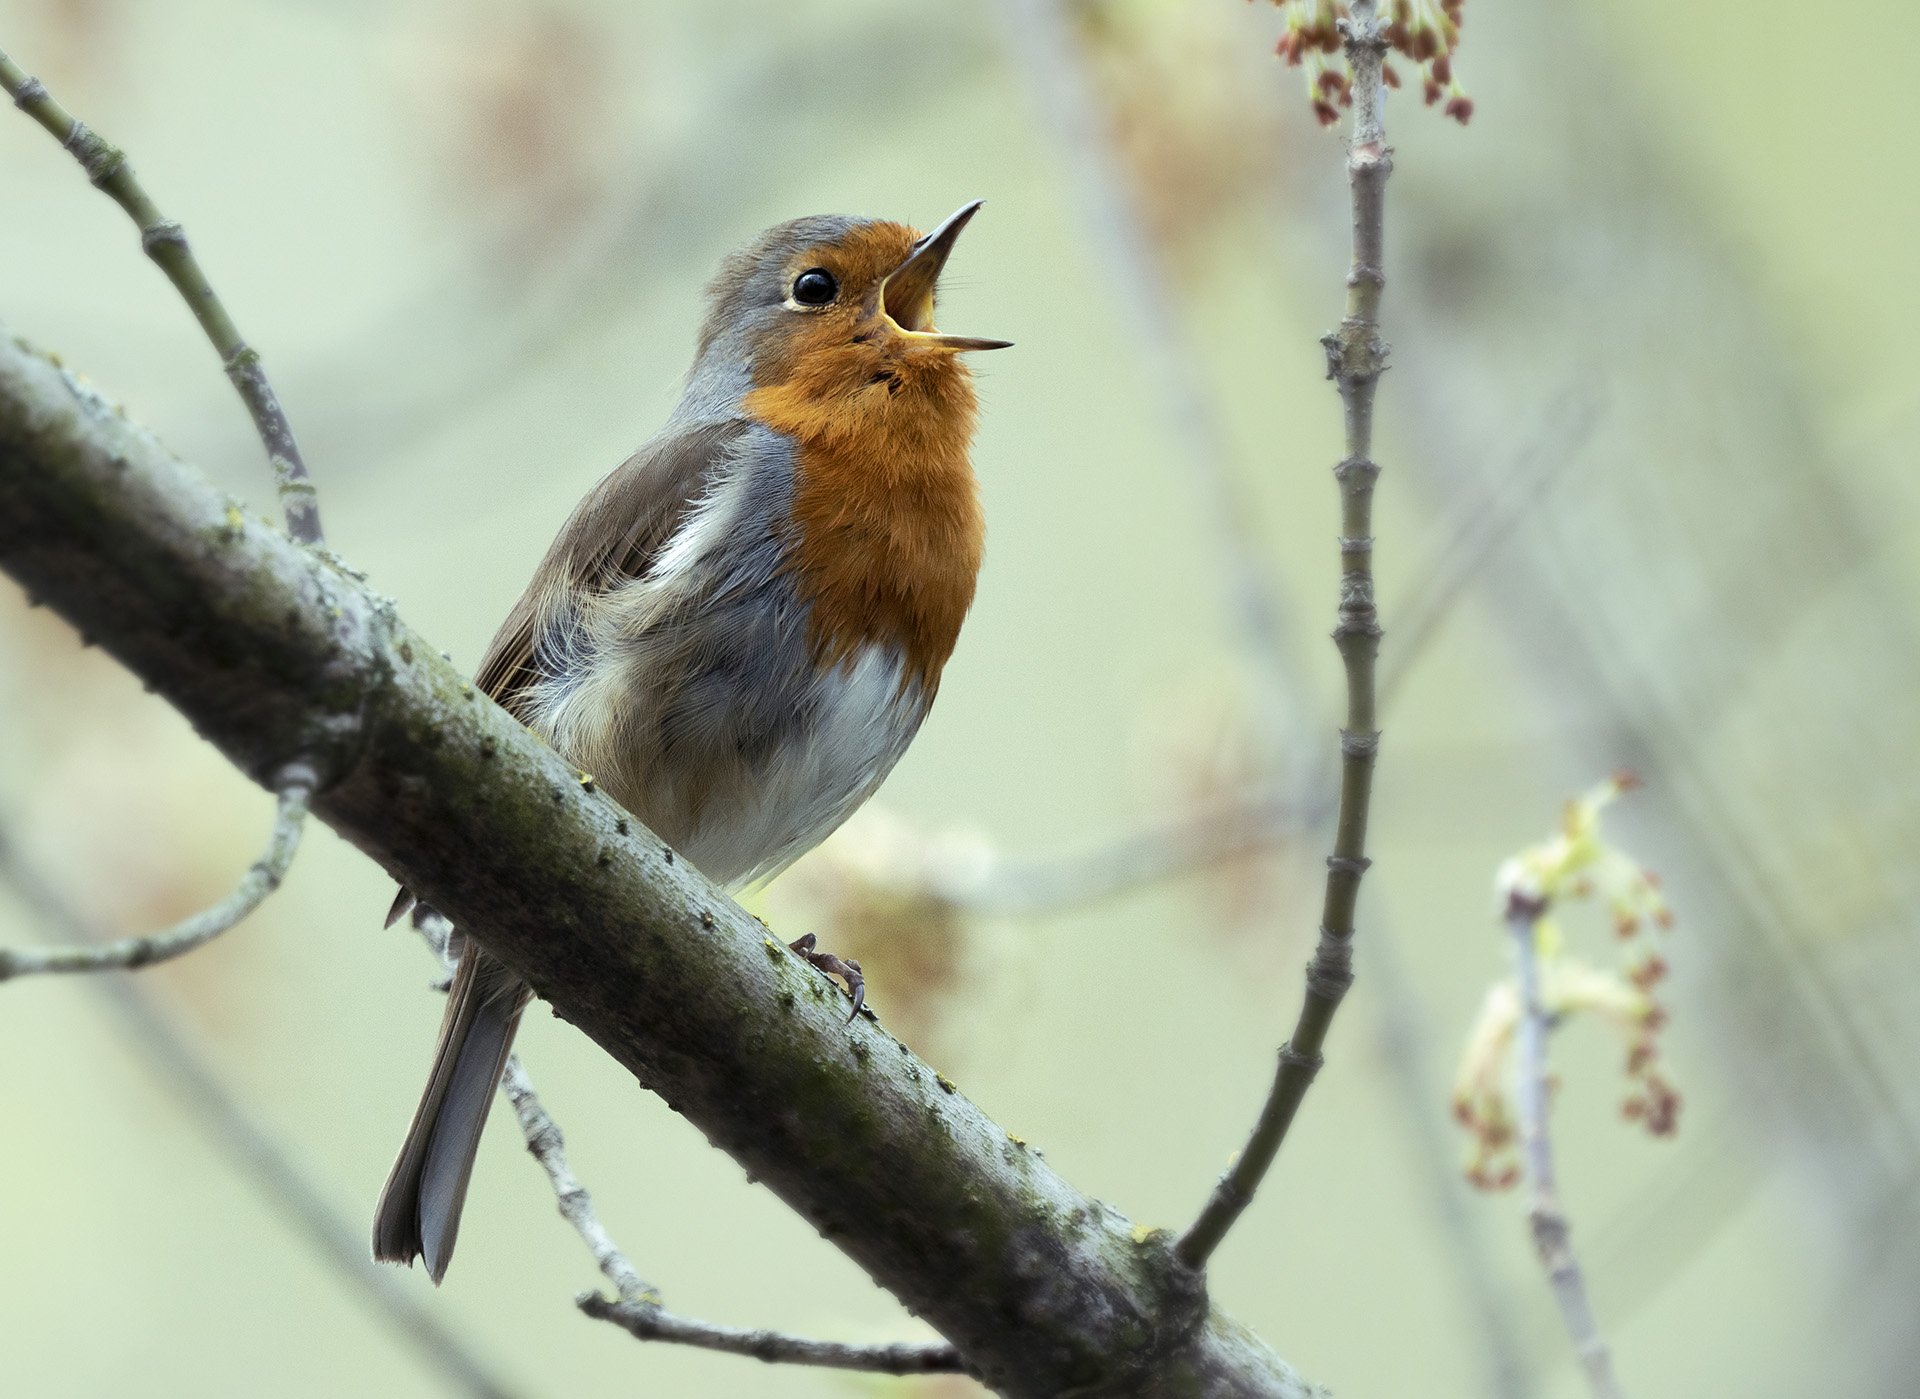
left=1454, top=775, right=1680, bottom=1189
left=1266, top=0, right=1472, bottom=126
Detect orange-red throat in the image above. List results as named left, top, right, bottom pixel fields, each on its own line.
left=742, top=204, right=1007, bottom=693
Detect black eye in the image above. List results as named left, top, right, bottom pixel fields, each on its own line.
left=792, top=268, right=838, bottom=306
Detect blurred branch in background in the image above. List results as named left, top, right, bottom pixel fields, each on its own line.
left=0, top=820, right=520, bottom=1399
left=0, top=770, right=312, bottom=981
left=1378, top=390, right=1601, bottom=711
left=991, top=0, right=1311, bottom=742
left=288, top=7, right=1000, bottom=480
left=0, top=47, right=325, bottom=547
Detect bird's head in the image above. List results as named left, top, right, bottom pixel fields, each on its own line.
left=690, top=202, right=1009, bottom=428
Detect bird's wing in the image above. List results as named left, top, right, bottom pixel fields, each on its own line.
left=470, top=417, right=751, bottom=718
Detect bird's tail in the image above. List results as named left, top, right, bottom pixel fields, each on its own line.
left=372, top=945, right=530, bottom=1283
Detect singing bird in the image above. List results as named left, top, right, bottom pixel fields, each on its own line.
left=372, top=203, right=1008, bottom=1282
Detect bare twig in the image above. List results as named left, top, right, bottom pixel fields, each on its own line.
left=0, top=823, right=519, bottom=1399
left=411, top=909, right=967, bottom=1376
left=1177, top=2, right=1391, bottom=1271
left=0, top=767, right=314, bottom=981
left=579, top=1294, right=966, bottom=1374
left=501, top=1057, right=662, bottom=1302
left=1507, top=900, right=1627, bottom=1399
left=0, top=47, right=324, bottom=546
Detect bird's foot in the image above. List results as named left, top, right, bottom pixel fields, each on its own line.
left=787, top=933, right=865, bottom=1023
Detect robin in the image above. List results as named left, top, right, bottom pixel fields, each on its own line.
left=371, top=203, right=1008, bottom=1283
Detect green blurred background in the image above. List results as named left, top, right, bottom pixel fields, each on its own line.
left=4, top=0, right=1917, bottom=1395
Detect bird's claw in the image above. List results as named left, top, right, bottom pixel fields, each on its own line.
left=787, top=933, right=865, bottom=1023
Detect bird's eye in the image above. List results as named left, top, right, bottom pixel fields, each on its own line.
left=792, top=268, right=838, bottom=306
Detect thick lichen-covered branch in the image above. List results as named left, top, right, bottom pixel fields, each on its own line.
left=0, top=46, right=324, bottom=546
left=0, top=328, right=1310, bottom=1399
left=1178, top=1, right=1391, bottom=1270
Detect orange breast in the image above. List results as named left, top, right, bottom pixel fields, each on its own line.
left=745, top=359, right=983, bottom=694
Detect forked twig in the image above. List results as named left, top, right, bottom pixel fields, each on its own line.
left=409, top=912, right=963, bottom=1375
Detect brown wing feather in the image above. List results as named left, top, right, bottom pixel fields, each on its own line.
left=469, top=418, right=749, bottom=718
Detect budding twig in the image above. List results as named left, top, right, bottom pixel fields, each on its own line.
left=1508, top=899, right=1627, bottom=1399
left=0, top=47, right=325, bottom=546
left=0, top=769, right=314, bottom=982
left=1177, top=0, right=1391, bottom=1271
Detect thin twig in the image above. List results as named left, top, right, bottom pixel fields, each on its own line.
left=0, top=766, right=314, bottom=981
left=500, top=1056, right=660, bottom=1303
left=411, top=909, right=660, bottom=1303
left=1177, top=3, right=1391, bottom=1270
left=0, top=824, right=519, bottom=1399
left=579, top=1294, right=965, bottom=1374
left=410, top=913, right=964, bottom=1376
left=0, top=47, right=324, bottom=546
left=1507, top=900, right=1627, bottom=1399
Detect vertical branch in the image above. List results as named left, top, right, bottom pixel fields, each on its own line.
left=1507, top=902, right=1627, bottom=1399
left=1177, top=1, right=1390, bottom=1270
left=0, top=48, right=324, bottom=546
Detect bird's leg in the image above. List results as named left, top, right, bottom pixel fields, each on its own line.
left=786, top=932, right=865, bottom=1023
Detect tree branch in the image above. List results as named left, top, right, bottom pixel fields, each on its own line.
left=1508, top=900, right=1626, bottom=1399
left=0, top=770, right=313, bottom=980
left=0, top=327, right=1310, bottom=1397
left=0, top=47, right=324, bottom=546
left=1178, top=3, right=1390, bottom=1271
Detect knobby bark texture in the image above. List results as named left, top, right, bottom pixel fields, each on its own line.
left=0, top=329, right=1315, bottom=1399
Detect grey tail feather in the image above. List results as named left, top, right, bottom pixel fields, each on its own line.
left=372, top=948, right=529, bottom=1284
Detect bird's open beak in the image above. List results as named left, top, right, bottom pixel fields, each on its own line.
left=879, top=200, right=1012, bottom=352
